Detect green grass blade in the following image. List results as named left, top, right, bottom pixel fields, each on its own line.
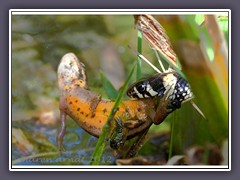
left=168, top=113, right=175, bottom=159
left=100, top=71, right=118, bottom=99
left=90, top=63, right=136, bottom=165
left=155, top=15, right=228, bottom=155
left=136, top=30, right=142, bottom=80
left=174, top=41, right=228, bottom=145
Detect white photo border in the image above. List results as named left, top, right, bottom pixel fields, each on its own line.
left=9, top=9, right=231, bottom=171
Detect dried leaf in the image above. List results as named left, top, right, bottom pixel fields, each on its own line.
left=166, top=155, right=185, bottom=165
left=116, top=155, right=166, bottom=165
left=12, top=128, right=34, bottom=155
left=134, top=15, right=177, bottom=68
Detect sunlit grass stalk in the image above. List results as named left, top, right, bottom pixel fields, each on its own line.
left=90, top=63, right=136, bottom=165
left=136, top=31, right=142, bottom=80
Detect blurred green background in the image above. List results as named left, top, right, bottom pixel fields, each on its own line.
left=12, top=15, right=156, bottom=165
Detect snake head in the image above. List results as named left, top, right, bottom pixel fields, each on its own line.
left=57, top=53, right=88, bottom=90
left=127, top=71, right=194, bottom=110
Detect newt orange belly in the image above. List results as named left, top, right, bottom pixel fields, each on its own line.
left=60, top=81, right=158, bottom=138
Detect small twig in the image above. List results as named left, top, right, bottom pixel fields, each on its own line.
left=153, top=48, right=166, bottom=72
left=190, top=100, right=206, bottom=119
left=128, top=45, right=162, bottom=73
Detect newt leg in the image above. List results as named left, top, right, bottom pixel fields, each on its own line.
left=124, top=119, right=145, bottom=129
left=125, top=126, right=151, bottom=158
left=56, top=110, right=67, bottom=152
left=110, top=118, right=127, bottom=150
left=89, top=95, right=102, bottom=114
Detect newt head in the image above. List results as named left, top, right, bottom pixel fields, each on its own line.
left=58, top=52, right=88, bottom=91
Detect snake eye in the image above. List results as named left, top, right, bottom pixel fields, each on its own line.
left=136, top=84, right=146, bottom=93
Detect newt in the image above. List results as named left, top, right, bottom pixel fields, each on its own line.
left=57, top=52, right=193, bottom=157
